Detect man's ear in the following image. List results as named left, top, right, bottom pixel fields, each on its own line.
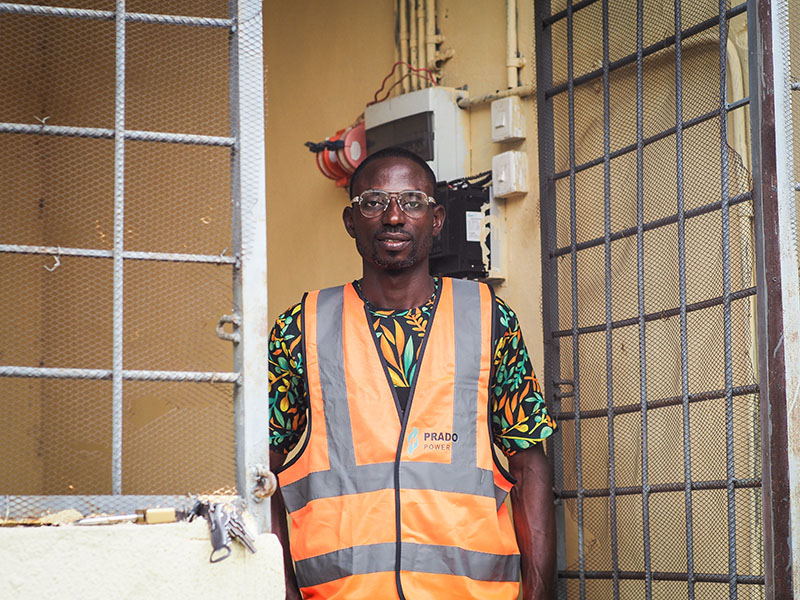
left=432, top=204, right=446, bottom=237
left=342, top=205, right=357, bottom=239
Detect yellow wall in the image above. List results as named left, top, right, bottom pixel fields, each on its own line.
left=263, top=1, right=396, bottom=317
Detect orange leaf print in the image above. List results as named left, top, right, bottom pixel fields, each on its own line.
left=406, top=310, right=427, bottom=336
left=381, top=324, right=396, bottom=345
left=394, top=320, right=406, bottom=359
left=380, top=333, right=401, bottom=372
left=504, top=397, right=514, bottom=425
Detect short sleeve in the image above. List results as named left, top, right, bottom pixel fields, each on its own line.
left=491, top=297, right=557, bottom=456
left=268, top=301, right=308, bottom=454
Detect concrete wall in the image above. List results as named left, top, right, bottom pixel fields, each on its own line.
left=0, top=521, right=284, bottom=600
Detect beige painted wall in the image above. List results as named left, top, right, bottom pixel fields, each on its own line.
left=264, top=1, right=396, bottom=318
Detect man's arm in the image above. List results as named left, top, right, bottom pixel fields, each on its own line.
left=508, top=444, right=556, bottom=600
left=270, top=450, right=302, bottom=600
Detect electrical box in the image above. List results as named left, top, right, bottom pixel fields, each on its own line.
left=492, top=150, right=528, bottom=199
left=491, top=96, right=526, bottom=142
left=365, top=87, right=471, bottom=181
left=429, top=182, right=503, bottom=282
left=430, top=182, right=487, bottom=279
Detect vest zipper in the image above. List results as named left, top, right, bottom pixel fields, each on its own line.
left=361, top=282, right=444, bottom=600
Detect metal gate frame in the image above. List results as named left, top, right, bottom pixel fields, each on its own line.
left=535, top=0, right=799, bottom=598
left=748, top=0, right=800, bottom=597
left=0, top=0, right=270, bottom=532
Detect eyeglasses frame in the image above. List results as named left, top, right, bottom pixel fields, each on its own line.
left=350, top=189, right=436, bottom=219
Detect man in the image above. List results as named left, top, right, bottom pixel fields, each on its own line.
left=269, top=147, right=557, bottom=599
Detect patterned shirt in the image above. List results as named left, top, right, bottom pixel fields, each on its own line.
left=268, top=278, right=556, bottom=457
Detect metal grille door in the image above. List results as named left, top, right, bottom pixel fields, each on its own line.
left=0, top=0, right=269, bottom=530
left=535, top=1, right=763, bottom=597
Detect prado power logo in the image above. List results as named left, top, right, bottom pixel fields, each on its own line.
left=407, top=427, right=459, bottom=456
left=407, top=427, right=419, bottom=457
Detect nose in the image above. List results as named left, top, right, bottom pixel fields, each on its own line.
left=381, top=196, right=406, bottom=226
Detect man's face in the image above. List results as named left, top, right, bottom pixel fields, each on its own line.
left=343, top=157, right=445, bottom=271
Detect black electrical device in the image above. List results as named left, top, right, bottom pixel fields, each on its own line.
left=429, top=182, right=489, bottom=279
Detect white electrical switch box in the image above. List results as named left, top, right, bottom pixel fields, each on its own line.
left=492, top=150, right=528, bottom=198
left=365, top=87, right=471, bottom=181
left=491, top=96, right=526, bottom=143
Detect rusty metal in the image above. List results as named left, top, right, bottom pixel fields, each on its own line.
left=748, top=0, right=794, bottom=597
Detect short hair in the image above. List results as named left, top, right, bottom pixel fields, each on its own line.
left=349, top=146, right=437, bottom=198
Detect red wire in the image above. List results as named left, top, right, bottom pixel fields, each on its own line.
left=370, top=61, right=438, bottom=104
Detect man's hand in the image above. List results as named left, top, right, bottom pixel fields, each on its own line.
left=508, top=444, right=556, bottom=600
left=270, top=450, right=302, bottom=600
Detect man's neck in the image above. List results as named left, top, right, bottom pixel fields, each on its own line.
left=359, top=263, right=435, bottom=310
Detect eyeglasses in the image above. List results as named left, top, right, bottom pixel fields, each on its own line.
left=351, top=189, right=436, bottom=219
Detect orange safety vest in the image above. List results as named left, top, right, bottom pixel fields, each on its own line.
left=277, top=277, right=521, bottom=599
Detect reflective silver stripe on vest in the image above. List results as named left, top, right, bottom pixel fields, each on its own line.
left=450, top=277, right=481, bottom=470
left=281, top=461, right=503, bottom=510
left=316, top=286, right=357, bottom=472
left=295, top=542, right=396, bottom=589
left=295, top=542, right=520, bottom=588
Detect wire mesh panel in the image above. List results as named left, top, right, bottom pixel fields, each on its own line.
left=535, top=1, right=762, bottom=598
left=0, top=0, right=268, bottom=527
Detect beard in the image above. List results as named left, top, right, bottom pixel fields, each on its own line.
left=356, top=228, right=433, bottom=271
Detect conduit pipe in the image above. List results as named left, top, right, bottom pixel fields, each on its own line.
left=408, top=0, right=418, bottom=90
left=425, top=0, right=436, bottom=73
left=417, top=0, right=427, bottom=86
left=398, top=0, right=410, bottom=93
left=506, top=0, right=524, bottom=88
left=457, top=83, right=534, bottom=108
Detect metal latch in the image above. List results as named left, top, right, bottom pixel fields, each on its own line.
left=216, top=314, right=242, bottom=344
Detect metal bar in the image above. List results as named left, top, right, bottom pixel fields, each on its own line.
left=0, top=244, right=238, bottom=265
left=552, top=191, right=752, bottom=258
left=0, top=366, right=240, bottom=383
left=718, top=3, right=738, bottom=596
left=0, top=3, right=233, bottom=27
left=542, top=0, right=598, bottom=27
left=558, top=477, right=761, bottom=499
left=635, top=2, right=652, bottom=596
left=111, top=0, right=125, bottom=497
left=0, top=122, right=235, bottom=147
left=552, top=286, right=757, bottom=338
left=534, top=0, right=568, bottom=592
left=551, top=97, right=750, bottom=182
left=229, top=0, right=270, bottom=534
left=566, top=2, right=586, bottom=597
left=555, top=383, right=759, bottom=421
left=674, top=3, right=695, bottom=595
left=545, top=2, right=748, bottom=98
left=0, top=495, right=232, bottom=519
left=600, top=0, right=619, bottom=596
left=749, top=0, right=798, bottom=596
left=559, top=571, right=764, bottom=585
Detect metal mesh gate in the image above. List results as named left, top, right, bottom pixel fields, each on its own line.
left=535, top=0, right=763, bottom=597
left=0, top=0, right=269, bottom=529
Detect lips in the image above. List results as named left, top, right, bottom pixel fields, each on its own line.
left=375, top=231, right=412, bottom=252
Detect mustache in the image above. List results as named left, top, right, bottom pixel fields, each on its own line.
left=375, top=227, right=413, bottom=240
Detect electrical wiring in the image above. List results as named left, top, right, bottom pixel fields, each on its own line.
left=368, top=61, right=438, bottom=106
